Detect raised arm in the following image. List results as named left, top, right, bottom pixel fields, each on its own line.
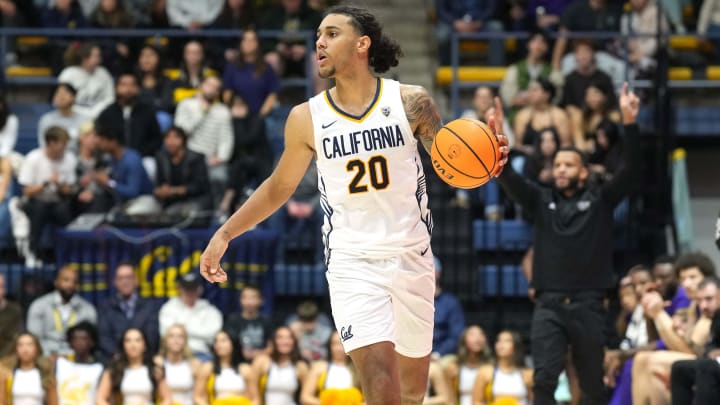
left=200, top=102, right=315, bottom=283
left=400, top=84, right=443, bottom=154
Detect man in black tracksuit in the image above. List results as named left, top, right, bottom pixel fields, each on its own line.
left=495, top=83, right=641, bottom=405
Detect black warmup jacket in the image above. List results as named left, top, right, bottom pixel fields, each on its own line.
left=497, top=124, right=641, bottom=292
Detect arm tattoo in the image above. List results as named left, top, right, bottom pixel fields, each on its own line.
left=401, top=85, right=443, bottom=154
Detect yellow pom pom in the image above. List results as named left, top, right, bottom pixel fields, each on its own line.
left=319, top=387, right=364, bottom=405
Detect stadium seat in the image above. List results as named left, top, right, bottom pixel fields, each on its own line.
left=479, top=265, right=529, bottom=296
left=435, top=66, right=508, bottom=86
left=473, top=220, right=532, bottom=251
left=274, top=262, right=328, bottom=296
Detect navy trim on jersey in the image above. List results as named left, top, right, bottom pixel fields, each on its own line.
left=319, top=176, right=334, bottom=266
left=324, top=77, right=381, bottom=121
left=414, top=156, right=433, bottom=236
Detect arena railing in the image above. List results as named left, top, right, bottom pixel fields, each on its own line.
left=0, top=27, right=316, bottom=99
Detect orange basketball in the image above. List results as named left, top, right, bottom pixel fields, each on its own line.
left=430, top=118, right=501, bottom=189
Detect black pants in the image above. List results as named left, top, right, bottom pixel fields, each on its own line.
left=671, top=358, right=720, bottom=405
left=24, top=199, right=73, bottom=253
left=531, top=291, right=607, bottom=405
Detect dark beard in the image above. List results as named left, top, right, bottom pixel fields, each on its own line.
left=58, top=288, right=75, bottom=302
left=555, top=176, right=580, bottom=193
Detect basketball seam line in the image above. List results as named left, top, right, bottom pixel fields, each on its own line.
left=442, top=125, right=492, bottom=178
left=433, top=139, right=488, bottom=182
left=460, top=118, right=498, bottom=174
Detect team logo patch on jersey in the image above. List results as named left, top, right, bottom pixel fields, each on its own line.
left=341, top=325, right=354, bottom=342
left=381, top=106, right=391, bottom=116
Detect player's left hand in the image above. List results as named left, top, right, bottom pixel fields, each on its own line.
left=487, top=97, right=510, bottom=177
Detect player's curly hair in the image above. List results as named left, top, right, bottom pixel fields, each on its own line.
left=325, top=5, right=402, bottom=73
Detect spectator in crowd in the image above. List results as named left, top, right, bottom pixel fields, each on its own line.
left=265, top=160, right=321, bottom=260
left=159, top=272, right=222, bottom=361
left=170, top=41, right=217, bottom=105
left=96, top=72, right=162, bottom=158
left=96, top=261, right=160, bottom=363
left=632, top=253, right=717, bottom=404
left=300, top=331, right=362, bottom=404
left=208, top=0, right=255, bottom=65
left=174, top=74, right=234, bottom=203
left=444, top=325, right=492, bottom=405
left=58, top=42, right=115, bottom=118
left=670, top=277, right=720, bottom=405
left=0, top=273, right=22, bottom=357
left=89, top=0, right=137, bottom=75
left=0, top=153, right=12, bottom=245
left=1, top=0, right=40, bottom=27
left=37, top=83, right=89, bottom=153
left=513, top=78, right=572, bottom=155
left=73, top=0, right=98, bottom=18
left=194, top=329, right=255, bottom=404
left=567, top=82, right=620, bottom=153
left=494, top=84, right=641, bottom=405
left=0, top=332, right=57, bottom=405
left=551, top=0, right=623, bottom=70
left=90, top=125, right=153, bottom=215
left=698, top=0, right=720, bottom=59
left=166, top=0, right=223, bottom=30
left=471, top=330, right=533, bottom=404
left=587, top=119, right=623, bottom=181
left=432, top=256, right=465, bottom=358
left=260, top=0, right=322, bottom=77
left=526, top=0, right=577, bottom=31
left=153, top=126, right=212, bottom=216
left=217, top=94, right=271, bottom=218
left=0, top=95, right=18, bottom=157
left=620, top=0, right=669, bottom=77
left=434, top=0, right=504, bottom=65
left=560, top=40, right=616, bottom=110
left=501, top=30, right=561, bottom=122
left=613, top=276, right=638, bottom=347
left=224, top=284, right=273, bottom=362
left=251, top=326, right=309, bottom=405
left=74, top=121, right=101, bottom=213
left=156, top=324, right=201, bottom=405
left=18, top=127, right=77, bottom=258
left=522, top=127, right=561, bottom=187
left=123, top=0, right=154, bottom=26
left=95, top=328, right=172, bottom=405
left=652, top=255, right=691, bottom=312
left=223, top=30, right=280, bottom=118
left=149, top=0, right=169, bottom=28
left=26, top=265, right=97, bottom=355
left=41, top=0, right=86, bottom=28
left=288, top=300, right=333, bottom=362
left=462, top=86, right=514, bottom=142
left=55, top=321, right=103, bottom=405
left=136, top=45, right=173, bottom=112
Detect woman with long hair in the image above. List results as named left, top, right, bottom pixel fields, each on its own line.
left=58, top=42, right=115, bottom=118
left=568, top=82, right=621, bottom=153
left=522, top=128, right=561, bottom=187
left=135, top=45, right=173, bottom=112
left=156, top=324, right=201, bottom=405
left=222, top=29, right=279, bottom=117
left=513, top=78, right=572, bottom=154
left=95, top=328, right=171, bottom=405
left=444, top=325, right=492, bottom=405
left=171, top=41, right=216, bottom=105
left=300, top=331, right=362, bottom=405
left=0, top=332, right=57, bottom=405
left=471, top=330, right=533, bottom=405
left=252, top=326, right=308, bottom=405
left=194, top=329, right=255, bottom=405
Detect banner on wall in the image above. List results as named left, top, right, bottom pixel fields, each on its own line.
left=54, top=228, right=279, bottom=313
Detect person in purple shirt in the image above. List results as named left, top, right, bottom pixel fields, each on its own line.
left=653, top=255, right=691, bottom=316
left=222, top=30, right=280, bottom=118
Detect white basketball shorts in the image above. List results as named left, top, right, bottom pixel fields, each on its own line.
left=326, top=248, right=436, bottom=358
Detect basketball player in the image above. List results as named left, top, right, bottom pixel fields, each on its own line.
left=200, top=6, right=509, bottom=404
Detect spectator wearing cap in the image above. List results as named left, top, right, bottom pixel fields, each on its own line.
left=432, top=256, right=465, bottom=358
left=158, top=272, right=222, bottom=361
left=37, top=83, right=89, bottom=154
left=96, top=261, right=160, bottom=363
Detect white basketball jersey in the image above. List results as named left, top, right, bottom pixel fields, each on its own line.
left=308, top=78, right=432, bottom=261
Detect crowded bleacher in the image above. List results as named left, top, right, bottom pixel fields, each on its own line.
left=0, top=0, right=717, bottom=404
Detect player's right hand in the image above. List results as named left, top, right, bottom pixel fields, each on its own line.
left=199, top=234, right=229, bottom=283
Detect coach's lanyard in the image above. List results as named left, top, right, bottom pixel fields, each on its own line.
left=53, top=307, right=77, bottom=332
